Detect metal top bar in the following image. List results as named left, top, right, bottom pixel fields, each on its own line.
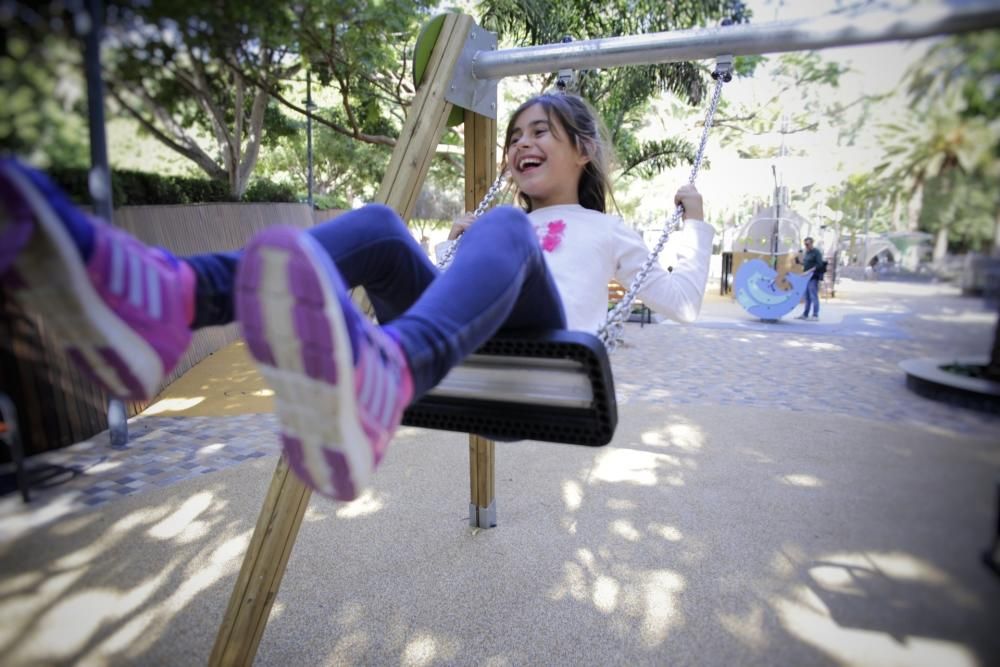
left=472, top=1, right=1000, bottom=81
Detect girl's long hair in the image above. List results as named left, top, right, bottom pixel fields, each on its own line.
left=501, top=93, right=615, bottom=213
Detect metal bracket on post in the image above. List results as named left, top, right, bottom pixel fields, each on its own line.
left=555, top=36, right=576, bottom=92
left=469, top=500, right=497, bottom=528
left=712, top=54, right=734, bottom=82
left=445, top=23, right=499, bottom=119
left=108, top=398, right=128, bottom=448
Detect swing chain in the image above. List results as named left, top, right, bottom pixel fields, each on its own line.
left=437, top=170, right=508, bottom=269
left=597, top=61, right=729, bottom=352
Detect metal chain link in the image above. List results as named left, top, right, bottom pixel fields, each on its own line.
left=597, top=65, right=729, bottom=352
left=436, top=171, right=508, bottom=269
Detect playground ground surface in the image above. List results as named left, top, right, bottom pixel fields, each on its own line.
left=0, top=276, right=998, bottom=666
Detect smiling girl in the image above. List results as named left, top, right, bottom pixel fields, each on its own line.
left=0, top=93, right=713, bottom=502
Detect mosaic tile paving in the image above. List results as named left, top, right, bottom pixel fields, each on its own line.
left=0, top=414, right=281, bottom=516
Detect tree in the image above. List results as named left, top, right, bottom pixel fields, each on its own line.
left=285, top=1, right=437, bottom=145
left=876, top=30, right=1000, bottom=258
left=476, top=0, right=750, bottom=179
left=712, top=51, right=849, bottom=160
left=898, top=30, right=1000, bottom=380
left=822, top=172, right=896, bottom=262
left=0, top=5, right=93, bottom=166
left=255, top=3, right=478, bottom=206
left=1, top=1, right=301, bottom=197
left=101, top=1, right=302, bottom=198
left=221, top=1, right=458, bottom=201
left=3, top=1, right=445, bottom=199
left=876, top=88, right=996, bottom=259
left=256, top=119, right=388, bottom=209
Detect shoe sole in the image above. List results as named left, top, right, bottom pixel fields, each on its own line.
left=1, top=163, right=163, bottom=399
left=235, top=227, right=372, bottom=501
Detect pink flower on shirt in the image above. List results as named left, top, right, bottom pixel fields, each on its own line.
left=538, top=220, right=566, bottom=253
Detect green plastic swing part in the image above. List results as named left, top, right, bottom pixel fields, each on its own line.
left=413, top=13, right=465, bottom=127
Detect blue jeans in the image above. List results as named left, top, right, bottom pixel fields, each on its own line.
left=185, top=204, right=566, bottom=398
left=802, top=278, right=820, bottom=317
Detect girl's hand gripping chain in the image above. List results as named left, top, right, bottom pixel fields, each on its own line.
left=448, top=212, right=476, bottom=241
left=674, top=184, right=704, bottom=221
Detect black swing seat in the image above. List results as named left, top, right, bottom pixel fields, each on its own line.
left=401, top=330, right=617, bottom=446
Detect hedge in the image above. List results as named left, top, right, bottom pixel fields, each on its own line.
left=46, top=167, right=298, bottom=206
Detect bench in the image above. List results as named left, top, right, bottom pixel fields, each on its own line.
left=608, top=280, right=652, bottom=326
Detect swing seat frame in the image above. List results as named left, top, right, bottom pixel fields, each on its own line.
left=403, top=330, right=617, bottom=446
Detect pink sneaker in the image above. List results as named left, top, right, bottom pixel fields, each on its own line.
left=235, top=226, right=414, bottom=501
left=0, top=159, right=194, bottom=400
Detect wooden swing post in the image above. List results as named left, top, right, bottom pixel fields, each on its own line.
left=209, top=13, right=478, bottom=666
left=464, top=108, right=498, bottom=528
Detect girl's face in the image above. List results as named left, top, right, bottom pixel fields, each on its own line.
left=506, top=103, right=590, bottom=210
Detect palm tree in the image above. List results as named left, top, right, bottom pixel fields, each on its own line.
left=885, top=31, right=1000, bottom=381
left=877, top=89, right=997, bottom=261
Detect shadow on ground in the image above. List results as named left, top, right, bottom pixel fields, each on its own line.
left=1, top=403, right=997, bottom=666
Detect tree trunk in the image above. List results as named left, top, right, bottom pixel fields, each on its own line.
left=987, top=204, right=1000, bottom=381
left=987, top=308, right=1000, bottom=380
left=993, top=205, right=1000, bottom=257
left=932, top=226, right=949, bottom=263
left=907, top=180, right=924, bottom=232
left=892, top=191, right=904, bottom=232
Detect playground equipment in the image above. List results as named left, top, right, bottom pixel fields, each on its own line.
left=401, top=22, right=733, bottom=450
left=731, top=202, right=815, bottom=319
left=208, top=5, right=1000, bottom=664
left=27, top=0, right=998, bottom=662
left=734, top=258, right=814, bottom=320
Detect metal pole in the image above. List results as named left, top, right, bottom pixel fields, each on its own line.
left=771, top=165, right=780, bottom=270
left=472, top=2, right=1000, bottom=80
left=82, top=0, right=112, bottom=225
left=81, top=0, right=127, bottom=448
left=863, top=203, right=871, bottom=268
left=306, top=70, right=314, bottom=210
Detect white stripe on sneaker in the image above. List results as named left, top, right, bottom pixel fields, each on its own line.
left=260, top=247, right=304, bottom=373
left=128, top=250, right=143, bottom=308
left=146, top=262, right=162, bottom=319
left=358, top=350, right=376, bottom=408
left=371, top=348, right=393, bottom=427
left=109, top=236, right=125, bottom=295
left=371, top=348, right=389, bottom=424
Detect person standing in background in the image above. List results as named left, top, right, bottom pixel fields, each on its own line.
left=796, top=236, right=824, bottom=320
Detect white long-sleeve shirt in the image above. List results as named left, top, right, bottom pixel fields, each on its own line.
left=438, top=204, right=715, bottom=333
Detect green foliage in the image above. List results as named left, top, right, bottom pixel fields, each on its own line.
left=0, top=14, right=90, bottom=165
left=242, top=179, right=299, bottom=203
left=311, top=192, right=350, bottom=210
left=919, top=169, right=997, bottom=253
left=715, top=51, right=849, bottom=159
left=255, top=116, right=390, bottom=208
left=2, top=1, right=450, bottom=198
left=907, top=30, right=1000, bottom=125
left=44, top=167, right=296, bottom=207
left=876, top=30, right=1000, bottom=250
left=824, top=173, right=895, bottom=234
left=101, top=1, right=304, bottom=194
left=291, top=2, right=442, bottom=144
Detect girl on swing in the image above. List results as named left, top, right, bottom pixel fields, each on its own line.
left=0, top=93, right=713, bottom=501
